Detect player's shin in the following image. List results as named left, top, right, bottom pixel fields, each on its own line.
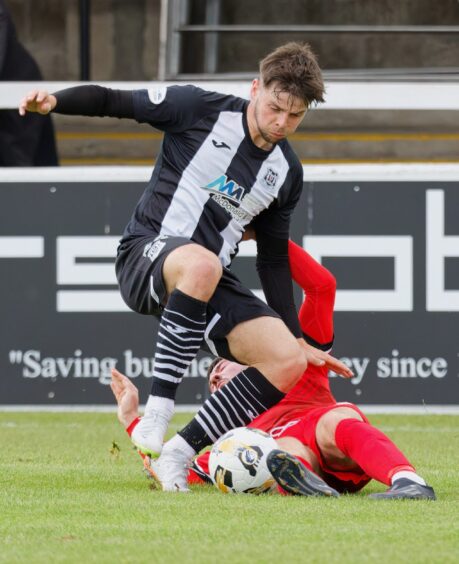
left=178, top=367, right=285, bottom=453
left=334, top=418, right=417, bottom=485
left=132, top=289, right=207, bottom=456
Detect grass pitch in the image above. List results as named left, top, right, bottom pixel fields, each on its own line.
left=0, top=412, right=458, bottom=564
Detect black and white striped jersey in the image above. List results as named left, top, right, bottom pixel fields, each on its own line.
left=122, top=85, right=303, bottom=267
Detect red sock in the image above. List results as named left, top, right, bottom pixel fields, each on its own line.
left=334, top=419, right=415, bottom=486
left=125, top=417, right=146, bottom=460
left=276, top=455, right=315, bottom=495
left=126, top=416, right=141, bottom=437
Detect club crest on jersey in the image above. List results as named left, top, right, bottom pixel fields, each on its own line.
left=263, top=168, right=278, bottom=188
left=203, top=175, right=246, bottom=203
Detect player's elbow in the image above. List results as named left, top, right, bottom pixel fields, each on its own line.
left=324, top=269, right=337, bottom=293
left=319, top=266, right=337, bottom=294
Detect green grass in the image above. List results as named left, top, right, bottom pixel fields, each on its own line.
left=0, top=413, right=458, bottom=564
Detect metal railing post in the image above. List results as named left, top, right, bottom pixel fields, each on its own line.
left=79, top=0, right=91, bottom=81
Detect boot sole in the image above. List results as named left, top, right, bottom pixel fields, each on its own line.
left=267, top=449, right=340, bottom=498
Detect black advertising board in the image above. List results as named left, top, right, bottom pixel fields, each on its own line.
left=1, top=166, right=458, bottom=407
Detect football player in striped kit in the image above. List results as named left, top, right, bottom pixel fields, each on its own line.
left=20, top=42, right=352, bottom=490
left=110, top=240, right=435, bottom=500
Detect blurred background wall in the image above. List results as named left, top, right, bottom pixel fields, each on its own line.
left=5, top=0, right=459, bottom=164
left=7, top=0, right=459, bottom=80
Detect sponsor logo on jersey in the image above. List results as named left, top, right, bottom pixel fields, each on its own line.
left=203, top=175, right=246, bottom=203
left=211, top=193, right=251, bottom=224
left=212, top=139, right=231, bottom=150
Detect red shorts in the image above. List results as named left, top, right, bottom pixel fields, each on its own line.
left=188, top=403, right=371, bottom=494
left=269, top=402, right=371, bottom=493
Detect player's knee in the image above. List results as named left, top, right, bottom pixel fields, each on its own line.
left=316, top=409, right=363, bottom=451
left=316, top=414, right=339, bottom=451
left=276, top=436, right=314, bottom=463
left=191, top=253, right=222, bottom=285
left=172, top=246, right=222, bottom=299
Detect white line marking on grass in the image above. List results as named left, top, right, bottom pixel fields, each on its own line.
left=1, top=404, right=458, bottom=414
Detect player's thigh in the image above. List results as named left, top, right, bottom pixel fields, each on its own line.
left=227, top=315, right=300, bottom=368
left=115, top=235, right=194, bottom=315
left=227, top=317, right=306, bottom=390
left=162, top=242, right=222, bottom=299
left=205, top=269, right=305, bottom=383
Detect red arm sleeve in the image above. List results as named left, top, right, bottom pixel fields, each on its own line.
left=125, top=417, right=147, bottom=461
left=288, top=240, right=336, bottom=347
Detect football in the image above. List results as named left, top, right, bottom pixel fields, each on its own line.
left=208, top=427, right=277, bottom=494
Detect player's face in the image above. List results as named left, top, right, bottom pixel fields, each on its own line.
left=251, top=79, right=308, bottom=145
left=209, top=359, right=247, bottom=393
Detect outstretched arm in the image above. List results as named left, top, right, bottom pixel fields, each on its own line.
left=19, top=86, right=134, bottom=118
left=288, top=240, right=336, bottom=349
left=257, top=236, right=351, bottom=377
left=243, top=228, right=351, bottom=378
left=256, top=231, right=302, bottom=338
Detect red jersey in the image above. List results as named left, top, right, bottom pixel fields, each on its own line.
left=188, top=241, right=353, bottom=487
left=248, top=240, right=337, bottom=432
left=247, top=364, right=335, bottom=433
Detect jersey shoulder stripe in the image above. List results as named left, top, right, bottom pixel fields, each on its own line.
left=132, top=85, right=247, bottom=133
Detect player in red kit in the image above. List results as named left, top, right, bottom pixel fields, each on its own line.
left=111, top=240, right=435, bottom=500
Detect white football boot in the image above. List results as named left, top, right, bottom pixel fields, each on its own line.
left=131, top=395, right=174, bottom=457
left=143, top=439, right=193, bottom=493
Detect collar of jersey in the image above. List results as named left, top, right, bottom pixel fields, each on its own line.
left=242, top=106, right=278, bottom=158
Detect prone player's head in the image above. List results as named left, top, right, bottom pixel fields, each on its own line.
left=249, top=42, right=325, bottom=144
left=207, top=357, right=247, bottom=394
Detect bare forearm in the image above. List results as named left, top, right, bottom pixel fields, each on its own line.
left=119, top=409, right=139, bottom=428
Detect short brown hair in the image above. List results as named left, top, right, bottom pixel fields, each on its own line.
left=259, top=42, right=325, bottom=107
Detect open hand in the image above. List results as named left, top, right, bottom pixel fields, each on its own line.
left=110, top=368, right=140, bottom=427
left=298, top=339, right=353, bottom=378
left=19, top=90, right=57, bottom=116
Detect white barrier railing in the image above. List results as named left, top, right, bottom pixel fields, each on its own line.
left=1, top=163, right=459, bottom=183
left=2, top=81, right=459, bottom=110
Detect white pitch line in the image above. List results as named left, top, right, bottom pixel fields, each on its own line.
left=0, top=404, right=458, bottom=414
